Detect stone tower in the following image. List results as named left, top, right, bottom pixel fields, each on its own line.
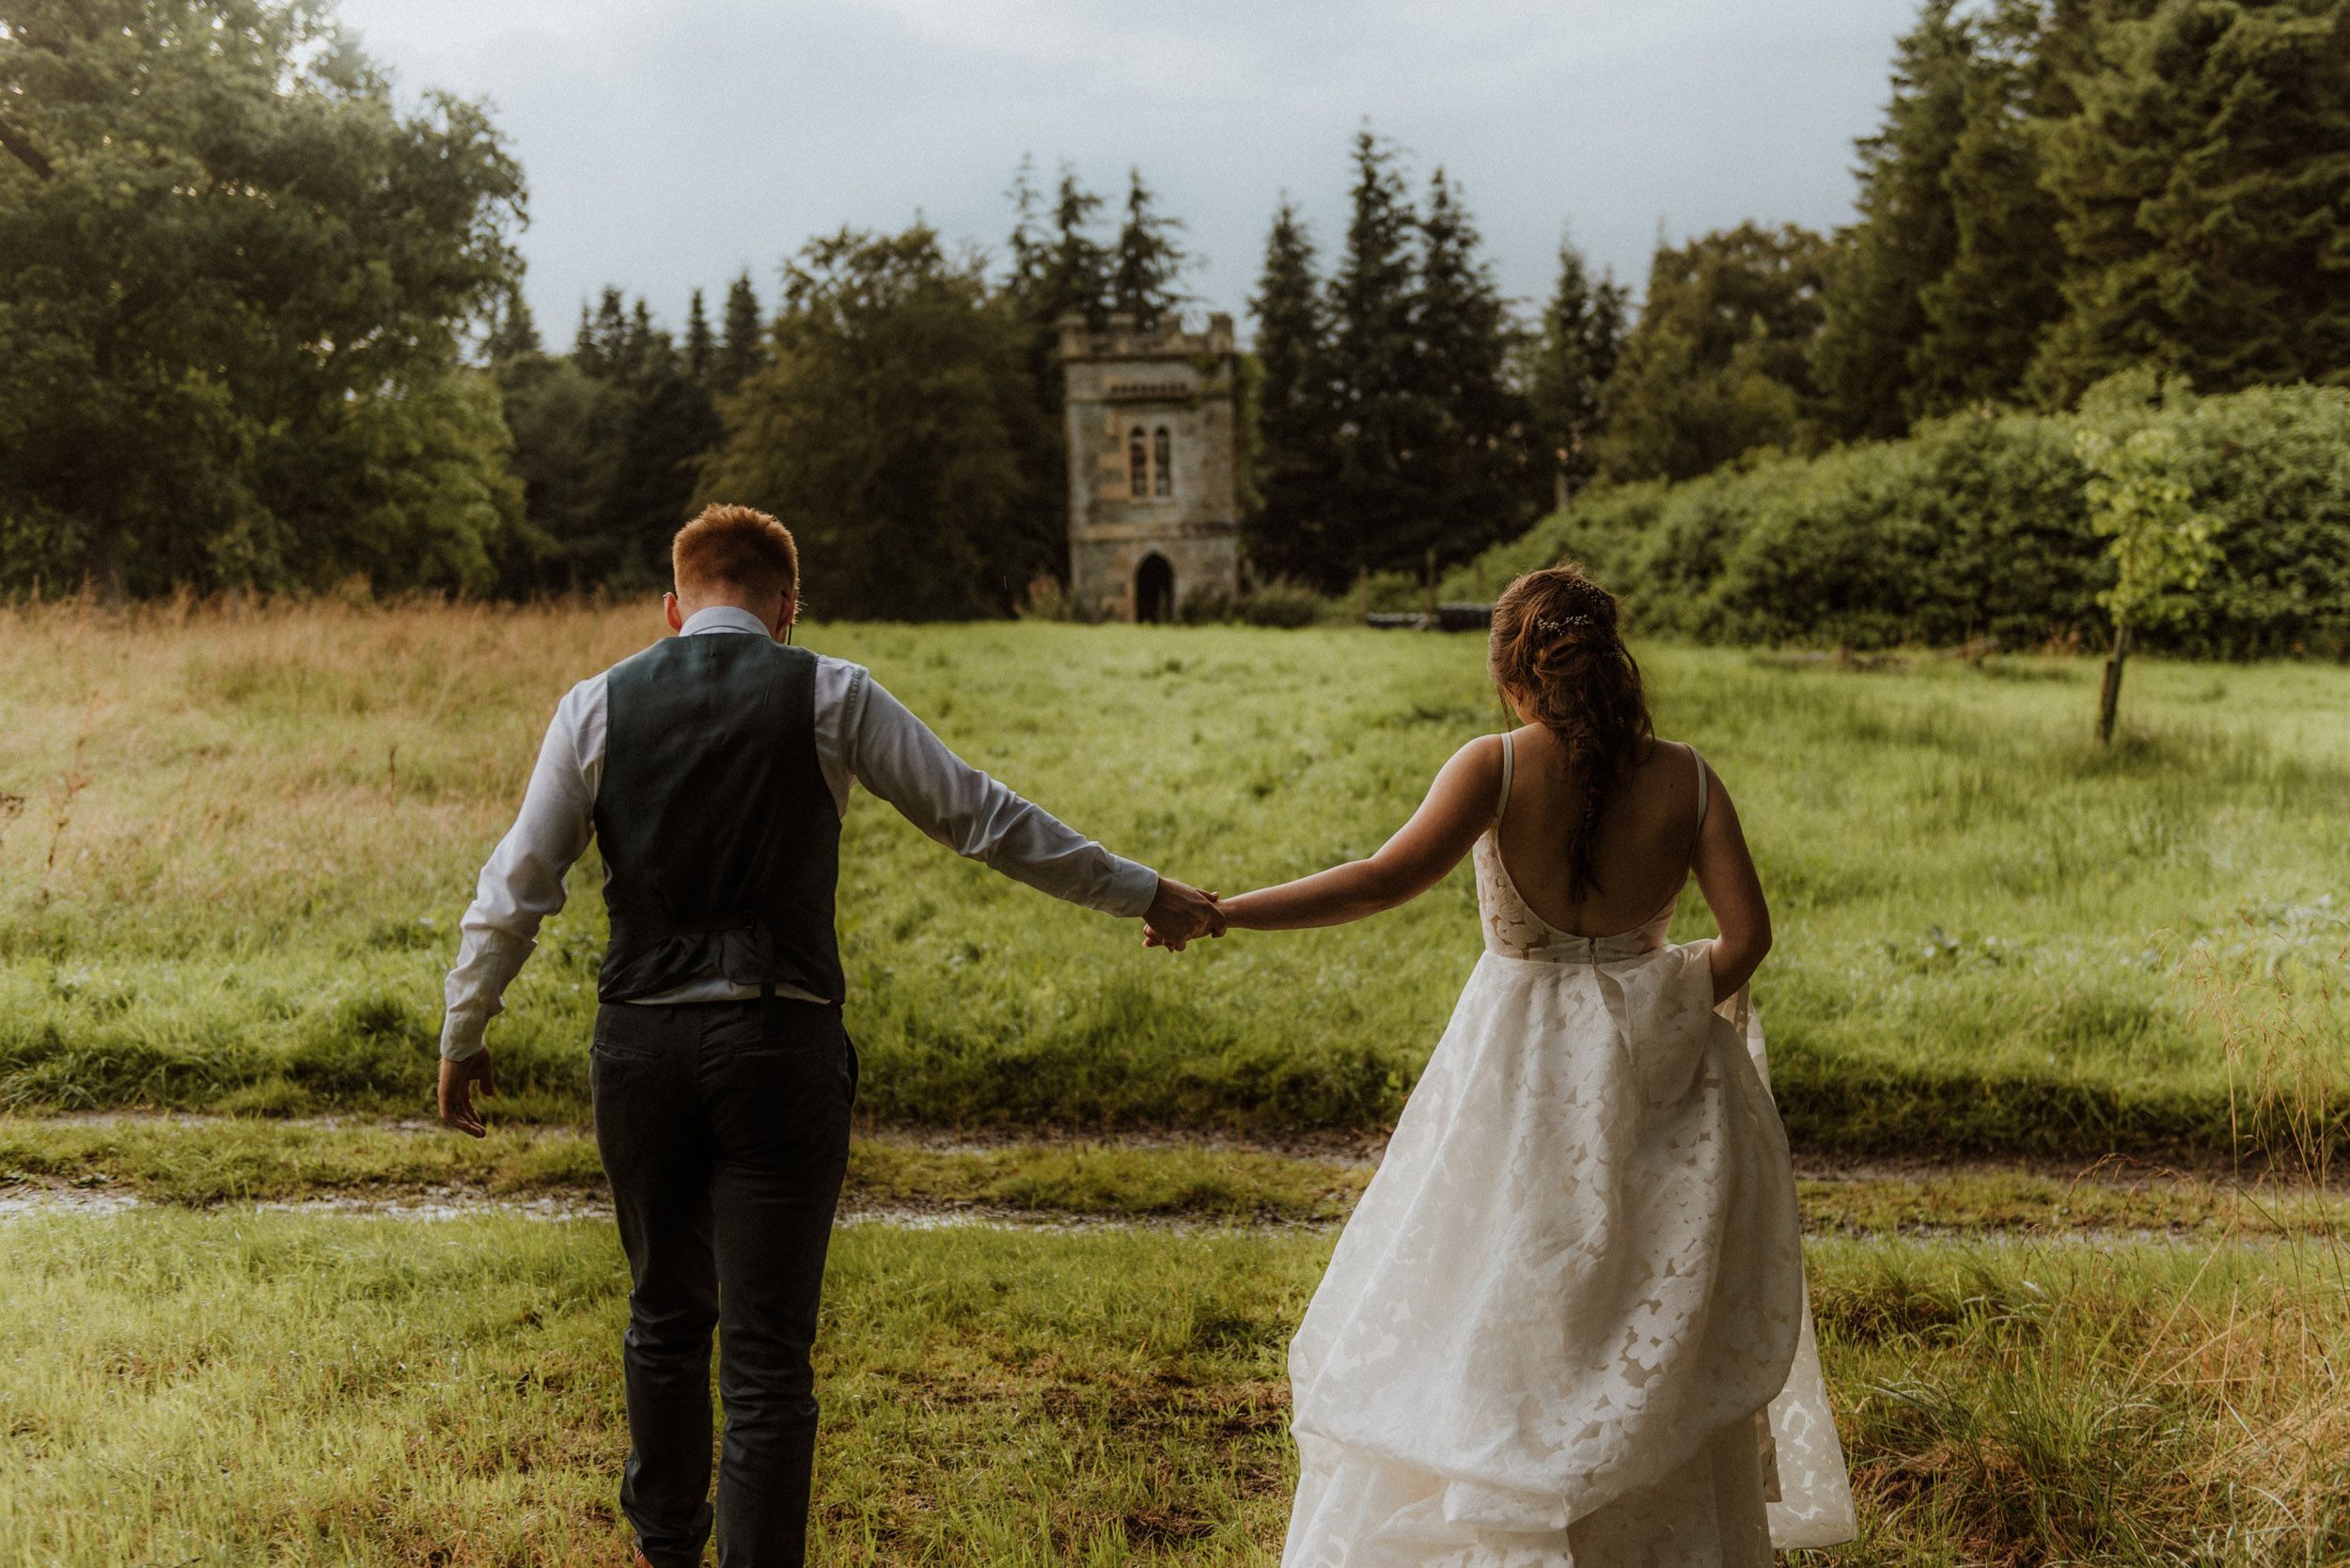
left=1058, top=311, right=1242, bottom=622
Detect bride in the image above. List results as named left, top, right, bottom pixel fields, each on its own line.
left=1187, top=566, right=1855, bottom=1564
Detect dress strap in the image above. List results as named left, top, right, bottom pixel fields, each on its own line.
left=1685, top=743, right=1710, bottom=868
left=1495, top=731, right=1516, bottom=826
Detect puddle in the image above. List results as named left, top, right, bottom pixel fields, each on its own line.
left=0, top=1182, right=1277, bottom=1231
left=0, top=1186, right=144, bottom=1217
left=833, top=1202, right=1337, bottom=1236
left=253, top=1191, right=613, bottom=1223
left=0, top=1182, right=2309, bottom=1249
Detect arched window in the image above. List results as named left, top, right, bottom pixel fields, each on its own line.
left=1128, top=428, right=1148, bottom=498
left=1152, top=427, right=1172, bottom=497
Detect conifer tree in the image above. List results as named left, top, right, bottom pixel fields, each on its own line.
left=1412, top=168, right=1526, bottom=563
left=997, top=159, right=1117, bottom=594
left=595, top=288, right=631, bottom=368
left=1809, top=0, right=1974, bottom=440
left=683, top=288, right=715, bottom=384
left=624, top=299, right=661, bottom=382
left=1004, top=154, right=1050, bottom=317
left=1525, top=238, right=1628, bottom=508
left=1323, top=126, right=1428, bottom=584
left=1002, top=159, right=1111, bottom=335
left=1910, top=0, right=2083, bottom=413
left=2029, top=0, right=2350, bottom=403
left=514, top=290, right=723, bottom=588
left=600, top=341, right=720, bottom=586
left=1247, top=196, right=1334, bottom=582
left=484, top=281, right=540, bottom=362
left=1044, top=166, right=1112, bottom=330
left=714, top=271, right=766, bottom=395
left=1109, top=166, right=1188, bottom=330
left=572, top=303, right=602, bottom=378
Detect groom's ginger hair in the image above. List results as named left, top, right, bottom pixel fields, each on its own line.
left=672, top=504, right=799, bottom=601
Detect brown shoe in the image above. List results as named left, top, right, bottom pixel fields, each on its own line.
left=632, top=1554, right=655, bottom=1568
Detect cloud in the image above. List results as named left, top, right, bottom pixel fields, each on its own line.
left=336, top=0, right=1913, bottom=337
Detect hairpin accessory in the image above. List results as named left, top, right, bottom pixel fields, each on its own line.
left=1535, top=614, right=1593, bottom=635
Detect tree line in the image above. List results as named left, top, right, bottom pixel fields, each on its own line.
left=1606, top=0, right=2350, bottom=483
left=5, top=0, right=2346, bottom=616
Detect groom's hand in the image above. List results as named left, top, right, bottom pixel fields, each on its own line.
left=437, top=1047, right=495, bottom=1139
left=1144, top=875, right=1225, bottom=953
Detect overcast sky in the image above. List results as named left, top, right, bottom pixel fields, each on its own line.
left=337, top=0, right=1919, bottom=345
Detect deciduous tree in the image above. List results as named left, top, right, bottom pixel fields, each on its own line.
left=697, top=227, right=1041, bottom=619
left=1597, top=223, right=1830, bottom=484
left=0, top=0, right=526, bottom=596
left=2074, top=371, right=2219, bottom=742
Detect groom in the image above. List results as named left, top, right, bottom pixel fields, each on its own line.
left=435, top=503, right=1225, bottom=1567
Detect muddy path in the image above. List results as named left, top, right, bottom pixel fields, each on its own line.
left=7, top=1112, right=2344, bottom=1244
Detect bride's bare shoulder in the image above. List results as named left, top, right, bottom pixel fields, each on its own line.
left=1447, top=730, right=1511, bottom=774
left=1638, top=735, right=1703, bottom=767
left=1427, top=731, right=1510, bottom=796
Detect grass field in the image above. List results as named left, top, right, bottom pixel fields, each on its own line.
left=3, top=600, right=2344, bottom=1159
left=6, top=599, right=2349, bottom=1562
left=6, top=1210, right=2348, bottom=1566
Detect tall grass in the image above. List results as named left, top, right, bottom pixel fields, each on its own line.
left=2, top=600, right=2344, bottom=1154
left=1815, top=1238, right=2350, bottom=1562
left=3, top=1211, right=2345, bottom=1564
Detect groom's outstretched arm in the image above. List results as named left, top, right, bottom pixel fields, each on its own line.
left=437, top=679, right=602, bottom=1134
left=841, top=672, right=1220, bottom=941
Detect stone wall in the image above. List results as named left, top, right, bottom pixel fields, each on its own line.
left=1068, top=531, right=1243, bottom=623
left=1059, top=312, right=1243, bottom=621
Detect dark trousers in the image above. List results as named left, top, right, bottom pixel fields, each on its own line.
left=590, top=996, right=856, bottom=1568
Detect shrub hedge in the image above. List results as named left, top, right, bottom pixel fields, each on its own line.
left=1443, top=381, right=2350, bottom=657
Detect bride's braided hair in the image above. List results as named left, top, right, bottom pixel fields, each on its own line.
left=1487, top=565, right=1653, bottom=899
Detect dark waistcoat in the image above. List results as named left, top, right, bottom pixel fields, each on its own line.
left=591, top=632, right=844, bottom=1005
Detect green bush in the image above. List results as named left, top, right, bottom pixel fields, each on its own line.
left=1347, top=571, right=1428, bottom=616
left=1445, top=380, right=2350, bottom=657
left=1176, top=578, right=1331, bottom=629
left=1237, top=579, right=1326, bottom=628
left=1174, top=585, right=1239, bottom=625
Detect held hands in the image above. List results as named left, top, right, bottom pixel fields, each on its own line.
left=1142, top=874, right=1227, bottom=954
left=438, top=1047, right=495, bottom=1139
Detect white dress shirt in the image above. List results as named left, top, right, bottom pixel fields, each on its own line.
left=439, top=605, right=1160, bottom=1058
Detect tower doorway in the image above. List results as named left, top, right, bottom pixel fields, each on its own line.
left=1135, top=554, right=1175, bottom=624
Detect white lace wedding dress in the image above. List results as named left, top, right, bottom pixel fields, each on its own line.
left=1281, top=739, right=1855, bottom=1566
